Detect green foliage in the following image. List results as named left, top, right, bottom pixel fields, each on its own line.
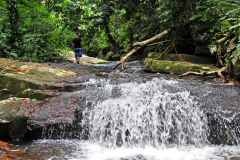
left=0, top=0, right=239, bottom=65
left=196, top=0, right=240, bottom=65
left=0, top=0, right=74, bottom=61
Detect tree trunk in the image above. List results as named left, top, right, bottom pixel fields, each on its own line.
left=103, top=17, right=120, bottom=54
left=7, top=0, right=19, bottom=51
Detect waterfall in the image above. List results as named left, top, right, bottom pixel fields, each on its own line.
left=81, top=78, right=209, bottom=148
left=21, top=76, right=240, bottom=160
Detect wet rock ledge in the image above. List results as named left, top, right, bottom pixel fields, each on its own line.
left=0, top=58, right=101, bottom=142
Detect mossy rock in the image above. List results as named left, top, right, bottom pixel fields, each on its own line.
left=143, top=58, right=217, bottom=74
left=148, top=53, right=217, bottom=64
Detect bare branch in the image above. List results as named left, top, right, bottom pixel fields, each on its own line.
left=179, top=66, right=228, bottom=83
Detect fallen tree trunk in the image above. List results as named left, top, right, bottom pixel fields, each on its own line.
left=111, top=46, right=141, bottom=71
left=179, top=66, right=228, bottom=83
left=132, top=27, right=175, bottom=46
left=112, top=26, right=177, bottom=70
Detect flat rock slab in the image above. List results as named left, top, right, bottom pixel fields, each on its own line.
left=0, top=56, right=109, bottom=141
left=143, top=58, right=218, bottom=74
left=0, top=58, right=76, bottom=94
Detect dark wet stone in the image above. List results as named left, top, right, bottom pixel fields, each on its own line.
left=6, top=116, right=28, bottom=142
left=148, top=53, right=217, bottom=64
left=234, top=59, right=240, bottom=81
left=0, top=120, right=10, bottom=141
left=195, top=46, right=212, bottom=56
left=110, top=54, right=121, bottom=61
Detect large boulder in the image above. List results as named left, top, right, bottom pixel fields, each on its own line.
left=148, top=53, right=217, bottom=64
left=143, top=58, right=217, bottom=74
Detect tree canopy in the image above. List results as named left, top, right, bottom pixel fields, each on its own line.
left=0, top=0, right=239, bottom=65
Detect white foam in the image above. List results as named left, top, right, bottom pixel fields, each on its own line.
left=68, top=141, right=240, bottom=160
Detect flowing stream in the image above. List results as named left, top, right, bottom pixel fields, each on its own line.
left=10, top=66, right=240, bottom=160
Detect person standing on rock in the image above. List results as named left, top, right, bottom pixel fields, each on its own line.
left=72, top=34, right=83, bottom=64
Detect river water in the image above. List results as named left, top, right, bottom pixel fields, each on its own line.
left=10, top=63, right=240, bottom=160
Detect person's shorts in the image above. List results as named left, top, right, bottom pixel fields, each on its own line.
left=74, top=48, right=82, bottom=58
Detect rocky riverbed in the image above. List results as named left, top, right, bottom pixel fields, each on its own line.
left=1, top=53, right=240, bottom=159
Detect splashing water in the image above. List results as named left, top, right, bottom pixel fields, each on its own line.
left=81, top=78, right=209, bottom=148
left=12, top=76, right=240, bottom=160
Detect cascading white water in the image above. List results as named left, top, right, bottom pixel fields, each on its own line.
left=81, top=78, right=209, bottom=148
left=15, top=76, right=240, bottom=160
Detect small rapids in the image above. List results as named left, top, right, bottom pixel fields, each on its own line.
left=11, top=71, right=240, bottom=160
left=81, top=78, right=208, bottom=148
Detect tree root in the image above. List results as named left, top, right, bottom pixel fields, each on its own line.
left=179, top=66, right=228, bottom=83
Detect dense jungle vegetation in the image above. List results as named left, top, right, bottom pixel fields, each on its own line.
left=0, top=0, right=239, bottom=66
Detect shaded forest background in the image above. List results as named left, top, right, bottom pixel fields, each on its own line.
left=0, top=0, right=239, bottom=67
